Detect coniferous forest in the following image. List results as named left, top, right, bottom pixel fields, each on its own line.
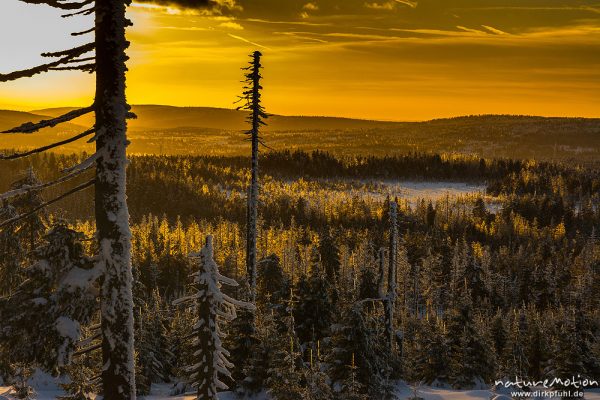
left=0, top=149, right=599, bottom=399
left=0, top=1, right=599, bottom=400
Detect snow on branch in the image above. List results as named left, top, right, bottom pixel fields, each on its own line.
left=62, top=151, right=100, bottom=174
left=0, top=179, right=95, bottom=230
left=17, top=0, right=94, bottom=10
left=50, top=63, right=95, bottom=73
left=175, top=236, right=254, bottom=397
left=0, top=154, right=95, bottom=201
left=41, top=42, right=95, bottom=59
left=0, top=43, right=94, bottom=82
left=2, top=107, right=94, bottom=134
left=0, top=128, right=94, bottom=160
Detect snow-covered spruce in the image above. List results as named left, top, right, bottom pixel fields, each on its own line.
left=174, top=236, right=254, bottom=400
left=0, top=223, right=99, bottom=371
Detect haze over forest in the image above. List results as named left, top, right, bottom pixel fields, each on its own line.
left=1, top=105, right=599, bottom=161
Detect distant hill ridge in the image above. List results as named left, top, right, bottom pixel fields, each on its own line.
left=27, top=105, right=400, bottom=132
left=0, top=105, right=598, bottom=161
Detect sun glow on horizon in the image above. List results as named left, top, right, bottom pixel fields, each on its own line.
left=1, top=1, right=600, bottom=120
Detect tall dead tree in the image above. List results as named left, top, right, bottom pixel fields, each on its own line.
left=237, top=51, right=268, bottom=305
left=94, top=0, right=137, bottom=398
left=0, top=0, right=137, bottom=398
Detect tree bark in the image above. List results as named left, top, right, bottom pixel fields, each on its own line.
left=95, top=0, right=136, bottom=398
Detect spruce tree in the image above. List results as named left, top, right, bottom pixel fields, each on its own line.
left=9, top=167, right=46, bottom=252
left=319, top=228, right=341, bottom=282
left=446, top=287, right=494, bottom=388
left=174, top=236, right=253, bottom=400
left=336, top=354, right=369, bottom=400
left=305, top=352, right=334, bottom=400
left=0, top=223, right=98, bottom=371
left=11, top=364, right=35, bottom=400
left=295, top=247, right=334, bottom=346
left=501, top=309, right=530, bottom=379
left=265, top=297, right=306, bottom=400
left=58, top=360, right=95, bottom=400
left=135, top=289, right=171, bottom=395
left=327, top=305, right=392, bottom=399
left=0, top=199, right=23, bottom=296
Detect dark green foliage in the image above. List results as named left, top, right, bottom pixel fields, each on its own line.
left=295, top=249, right=334, bottom=345
left=1, top=149, right=599, bottom=396
left=446, top=291, right=495, bottom=388
left=58, top=361, right=95, bottom=400
left=0, top=200, right=23, bottom=296
left=257, top=254, right=288, bottom=306
left=0, top=223, right=97, bottom=371
left=11, top=364, right=35, bottom=400
left=10, top=167, right=46, bottom=252
left=265, top=311, right=306, bottom=400
left=327, top=306, right=393, bottom=399
left=319, top=228, right=341, bottom=281
left=135, top=289, right=172, bottom=395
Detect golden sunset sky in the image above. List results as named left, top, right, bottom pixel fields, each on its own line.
left=0, top=0, right=599, bottom=120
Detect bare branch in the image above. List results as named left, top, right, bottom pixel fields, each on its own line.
left=72, top=27, right=95, bottom=36
left=2, top=106, right=94, bottom=134
left=17, top=0, right=94, bottom=10
left=62, top=151, right=99, bottom=174
left=41, top=42, right=94, bottom=58
left=62, top=5, right=94, bottom=17
left=77, top=331, right=101, bottom=348
left=50, top=63, right=95, bottom=73
left=0, top=155, right=95, bottom=201
left=0, top=180, right=95, bottom=230
left=73, top=343, right=102, bottom=357
left=0, top=129, right=94, bottom=160
left=0, top=43, right=94, bottom=82
left=64, top=56, right=95, bottom=64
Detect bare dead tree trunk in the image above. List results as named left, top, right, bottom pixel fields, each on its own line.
left=244, top=51, right=264, bottom=305
left=95, top=0, right=136, bottom=398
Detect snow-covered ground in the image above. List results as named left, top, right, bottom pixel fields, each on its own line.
left=362, top=180, right=487, bottom=206
left=2, top=377, right=600, bottom=400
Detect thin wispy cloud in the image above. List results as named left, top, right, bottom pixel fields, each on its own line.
left=456, top=25, right=487, bottom=35
left=393, top=0, right=417, bottom=8
left=482, top=25, right=509, bottom=35
left=3, top=0, right=600, bottom=119
left=227, top=33, right=270, bottom=49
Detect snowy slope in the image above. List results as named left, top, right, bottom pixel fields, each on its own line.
left=1, top=377, right=599, bottom=400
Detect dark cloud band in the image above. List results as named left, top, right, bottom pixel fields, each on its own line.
left=135, top=0, right=223, bottom=9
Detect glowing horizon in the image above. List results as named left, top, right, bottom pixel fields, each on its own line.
left=1, top=0, right=599, bottom=121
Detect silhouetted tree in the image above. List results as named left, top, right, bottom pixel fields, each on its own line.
left=237, top=50, right=268, bottom=305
